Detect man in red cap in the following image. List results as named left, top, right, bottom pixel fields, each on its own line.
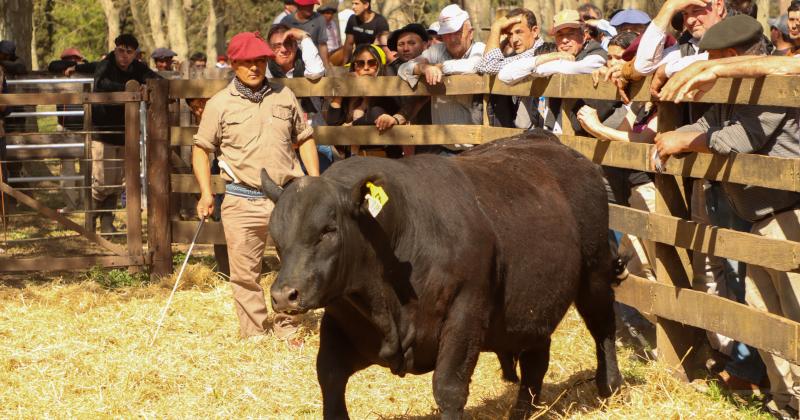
left=193, top=32, right=320, bottom=342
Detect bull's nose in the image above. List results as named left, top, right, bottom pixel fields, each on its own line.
left=271, top=286, right=301, bottom=312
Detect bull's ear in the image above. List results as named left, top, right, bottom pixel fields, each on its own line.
left=349, top=173, right=387, bottom=215
left=260, top=168, right=284, bottom=203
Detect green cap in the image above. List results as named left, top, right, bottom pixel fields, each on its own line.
left=698, top=15, right=763, bottom=51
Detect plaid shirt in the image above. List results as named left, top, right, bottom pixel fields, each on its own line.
left=476, top=38, right=543, bottom=75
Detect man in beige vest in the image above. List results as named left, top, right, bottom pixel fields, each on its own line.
left=192, top=32, right=320, bottom=341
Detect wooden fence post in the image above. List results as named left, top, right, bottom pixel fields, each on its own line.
left=83, top=83, right=94, bottom=232
left=146, top=79, right=173, bottom=278
left=124, top=81, right=144, bottom=272
left=654, top=102, right=706, bottom=380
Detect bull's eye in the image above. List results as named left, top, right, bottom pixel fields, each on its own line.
left=319, top=226, right=337, bottom=243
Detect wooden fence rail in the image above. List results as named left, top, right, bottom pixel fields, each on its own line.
left=154, top=74, right=800, bottom=377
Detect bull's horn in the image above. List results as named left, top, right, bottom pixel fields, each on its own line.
left=260, top=169, right=284, bottom=203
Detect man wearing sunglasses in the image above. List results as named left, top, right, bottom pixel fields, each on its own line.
left=79, top=34, right=161, bottom=233
left=193, top=32, right=320, bottom=343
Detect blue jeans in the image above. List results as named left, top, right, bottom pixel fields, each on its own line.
left=706, top=182, right=766, bottom=384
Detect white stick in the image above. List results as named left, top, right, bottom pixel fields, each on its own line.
left=149, top=217, right=206, bottom=346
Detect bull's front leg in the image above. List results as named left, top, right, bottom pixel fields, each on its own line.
left=317, top=314, right=360, bottom=419
left=432, top=293, right=487, bottom=420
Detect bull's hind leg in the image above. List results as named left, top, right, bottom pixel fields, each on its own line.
left=575, top=269, right=623, bottom=398
left=317, top=315, right=361, bottom=420
left=509, top=339, right=551, bottom=420
left=497, top=351, right=519, bottom=383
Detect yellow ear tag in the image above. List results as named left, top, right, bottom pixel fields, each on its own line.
left=365, top=182, right=389, bottom=218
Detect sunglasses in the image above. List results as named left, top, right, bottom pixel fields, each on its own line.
left=354, top=59, right=378, bottom=68
left=270, top=41, right=296, bottom=51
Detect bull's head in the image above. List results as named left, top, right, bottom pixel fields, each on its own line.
left=261, top=168, right=386, bottom=315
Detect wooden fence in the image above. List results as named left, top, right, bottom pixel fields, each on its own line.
left=155, top=73, right=800, bottom=379
left=0, top=81, right=146, bottom=272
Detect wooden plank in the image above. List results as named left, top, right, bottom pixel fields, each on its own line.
left=0, top=255, right=146, bottom=272
left=609, top=204, right=800, bottom=273
left=0, top=181, right=129, bottom=256
left=170, top=125, right=523, bottom=147
left=171, top=127, right=800, bottom=193
left=146, top=79, right=174, bottom=278
left=172, top=173, right=225, bottom=194
left=124, top=81, right=145, bottom=273
left=0, top=91, right=142, bottom=106
left=164, top=74, right=800, bottom=107
left=652, top=101, right=704, bottom=381
left=168, top=75, right=489, bottom=99
left=560, top=135, right=800, bottom=193
left=615, top=275, right=800, bottom=365
left=172, top=220, right=226, bottom=244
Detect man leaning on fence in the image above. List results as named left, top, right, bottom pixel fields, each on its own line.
left=653, top=16, right=800, bottom=418
left=89, top=34, right=160, bottom=234
left=192, top=32, right=320, bottom=343
left=397, top=4, right=485, bottom=154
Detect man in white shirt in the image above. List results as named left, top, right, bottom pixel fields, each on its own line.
left=398, top=4, right=486, bottom=133
left=634, top=0, right=728, bottom=80
left=498, top=9, right=607, bottom=84
left=266, top=25, right=325, bottom=80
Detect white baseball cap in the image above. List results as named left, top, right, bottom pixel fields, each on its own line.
left=428, top=21, right=440, bottom=35
left=437, top=4, right=470, bottom=35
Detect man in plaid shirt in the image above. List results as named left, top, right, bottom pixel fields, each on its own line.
left=477, top=8, right=543, bottom=129
left=477, top=8, right=543, bottom=75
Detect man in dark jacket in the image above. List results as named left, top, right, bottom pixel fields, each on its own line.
left=86, top=34, right=160, bottom=233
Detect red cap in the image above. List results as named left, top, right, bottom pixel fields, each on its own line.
left=294, top=0, right=319, bottom=6
left=227, top=32, right=274, bottom=61
left=622, top=33, right=676, bottom=62
left=217, top=55, right=227, bottom=61
left=60, top=47, right=84, bottom=60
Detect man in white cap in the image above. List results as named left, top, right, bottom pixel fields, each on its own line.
left=397, top=4, right=485, bottom=152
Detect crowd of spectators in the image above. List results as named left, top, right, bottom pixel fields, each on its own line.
left=1, top=1, right=799, bottom=416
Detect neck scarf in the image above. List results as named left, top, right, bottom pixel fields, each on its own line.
left=233, top=77, right=270, bottom=102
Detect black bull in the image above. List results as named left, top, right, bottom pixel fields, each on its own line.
left=260, top=131, right=622, bottom=419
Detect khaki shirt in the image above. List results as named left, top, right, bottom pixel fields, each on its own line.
left=193, top=81, right=313, bottom=188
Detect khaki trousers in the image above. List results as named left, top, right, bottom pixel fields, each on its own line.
left=91, top=141, right=125, bottom=202
left=620, top=182, right=656, bottom=281
left=690, top=180, right=736, bottom=355
left=745, top=209, right=800, bottom=411
left=221, top=194, right=299, bottom=338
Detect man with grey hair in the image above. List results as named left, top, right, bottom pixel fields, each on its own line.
left=397, top=4, right=485, bottom=152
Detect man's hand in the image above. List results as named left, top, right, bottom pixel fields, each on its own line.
left=649, top=64, right=669, bottom=97
left=662, top=0, right=709, bottom=14
left=659, top=61, right=718, bottom=103
left=492, top=15, right=522, bottom=34
left=64, top=66, right=77, bottom=77
left=375, top=114, right=397, bottom=132
left=285, top=28, right=310, bottom=41
left=535, top=52, right=575, bottom=67
left=576, top=105, right=602, bottom=130
left=197, top=193, right=214, bottom=219
left=422, top=63, right=444, bottom=85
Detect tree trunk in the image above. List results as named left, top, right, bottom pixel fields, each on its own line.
left=205, top=0, right=218, bottom=67
left=462, top=0, right=491, bottom=42
left=148, top=0, right=167, bottom=47
left=0, top=0, right=34, bottom=72
left=524, top=0, right=555, bottom=35
left=377, top=0, right=410, bottom=31
left=30, top=22, right=38, bottom=70
left=99, top=0, right=121, bottom=51
left=129, top=0, right=156, bottom=55
left=166, top=0, right=189, bottom=60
